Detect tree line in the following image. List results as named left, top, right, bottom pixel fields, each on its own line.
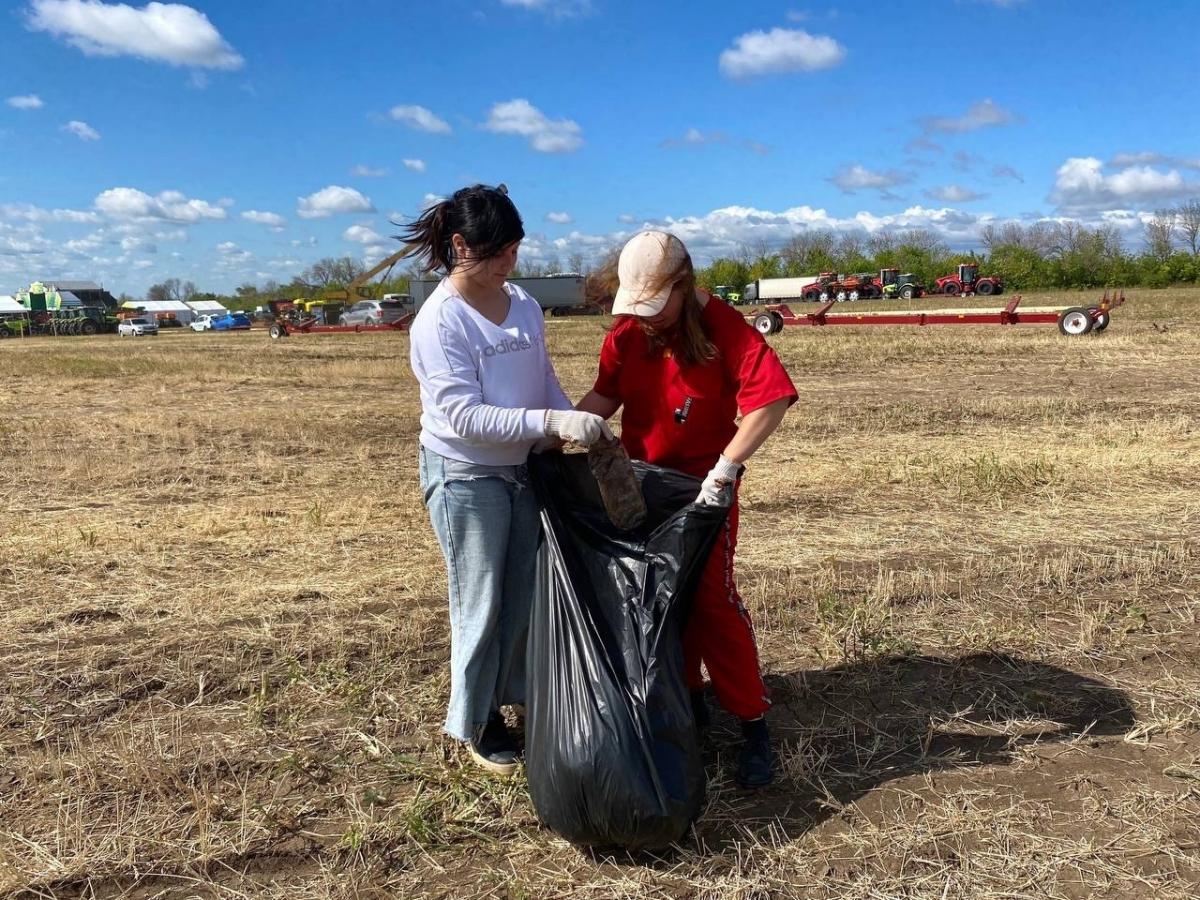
left=146, top=200, right=1200, bottom=307
left=695, top=201, right=1200, bottom=295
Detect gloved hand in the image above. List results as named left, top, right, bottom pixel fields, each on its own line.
left=696, top=455, right=741, bottom=507
left=544, top=410, right=613, bottom=446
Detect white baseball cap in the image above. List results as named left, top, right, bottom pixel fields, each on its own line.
left=611, top=231, right=689, bottom=317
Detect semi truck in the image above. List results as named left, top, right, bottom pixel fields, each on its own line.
left=740, top=275, right=821, bottom=305
left=408, top=274, right=588, bottom=316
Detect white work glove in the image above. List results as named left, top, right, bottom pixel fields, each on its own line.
left=544, top=410, right=613, bottom=447
left=696, top=455, right=741, bottom=507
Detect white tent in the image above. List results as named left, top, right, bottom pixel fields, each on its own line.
left=187, top=300, right=228, bottom=314
left=0, top=295, right=25, bottom=313
left=124, top=299, right=195, bottom=324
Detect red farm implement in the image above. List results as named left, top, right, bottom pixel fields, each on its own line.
left=268, top=314, right=414, bottom=339
left=748, top=290, right=1125, bottom=336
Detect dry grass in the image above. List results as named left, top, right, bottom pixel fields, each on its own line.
left=1, top=287, right=1197, bottom=898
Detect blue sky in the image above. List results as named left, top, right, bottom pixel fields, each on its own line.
left=2, top=0, right=1199, bottom=295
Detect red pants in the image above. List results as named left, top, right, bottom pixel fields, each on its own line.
left=683, top=499, right=771, bottom=720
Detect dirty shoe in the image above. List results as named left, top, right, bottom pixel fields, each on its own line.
left=468, top=711, right=519, bottom=776
left=736, top=717, right=776, bottom=789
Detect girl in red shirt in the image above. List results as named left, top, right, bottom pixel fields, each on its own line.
left=578, top=231, right=797, bottom=788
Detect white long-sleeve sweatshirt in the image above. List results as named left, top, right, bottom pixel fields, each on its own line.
left=409, top=278, right=574, bottom=466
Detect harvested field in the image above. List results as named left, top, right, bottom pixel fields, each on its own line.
left=1, top=287, right=1197, bottom=899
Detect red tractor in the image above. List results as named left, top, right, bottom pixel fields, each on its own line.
left=934, top=263, right=1003, bottom=296
left=801, top=272, right=840, bottom=301
left=839, top=272, right=882, bottom=299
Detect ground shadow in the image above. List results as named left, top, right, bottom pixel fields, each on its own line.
left=685, top=651, right=1137, bottom=852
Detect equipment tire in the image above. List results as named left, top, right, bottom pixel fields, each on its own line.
left=977, top=280, right=995, bottom=295
left=80, top=320, right=98, bottom=335
left=753, top=313, right=774, bottom=335
left=269, top=323, right=287, bottom=340
left=1089, top=309, right=1111, bottom=332
left=771, top=312, right=785, bottom=334
left=900, top=286, right=915, bottom=300
left=943, top=282, right=959, bottom=296
left=1058, top=307, right=1094, bottom=336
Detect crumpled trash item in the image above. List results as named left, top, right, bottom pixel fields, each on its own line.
left=587, top=435, right=647, bottom=531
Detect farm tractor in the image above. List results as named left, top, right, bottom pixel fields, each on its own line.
left=878, top=268, right=925, bottom=300
left=711, top=285, right=742, bottom=304
left=13, top=283, right=111, bottom=335
left=797, top=272, right=883, bottom=302
left=934, top=263, right=1003, bottom=296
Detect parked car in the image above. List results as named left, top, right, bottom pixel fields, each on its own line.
left=211, top=312, right=252, bottom=331
left=118, top=317, right=159, bottom=336
left=190, top=314, right=220, bottom=332
left=340, top=299, right=410, bottom=327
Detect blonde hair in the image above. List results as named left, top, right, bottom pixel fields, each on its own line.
left=602, top=238, right=717, bottom=367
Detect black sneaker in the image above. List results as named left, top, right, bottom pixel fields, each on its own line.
left=691, top=690, right=711, bottom=736
left=736, top=718, right=776, bottom=789
left=467, top=712, right=519, bottom=776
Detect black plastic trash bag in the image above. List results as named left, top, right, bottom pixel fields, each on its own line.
left=526, top=451, right=728, bottom=850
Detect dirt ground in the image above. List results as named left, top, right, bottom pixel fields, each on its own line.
left=1, top=288, right=1197, bottom=899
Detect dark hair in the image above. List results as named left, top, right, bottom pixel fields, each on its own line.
left=397, top=184, right=524, bottom=274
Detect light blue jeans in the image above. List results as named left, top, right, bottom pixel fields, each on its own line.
left=418, top=446, right=540, bottom=741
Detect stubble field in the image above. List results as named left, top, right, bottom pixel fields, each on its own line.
left=1, top=288, right=1197, bottom=898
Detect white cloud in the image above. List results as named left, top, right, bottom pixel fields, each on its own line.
left=617, top=213, right=638, bottom=224
left=829, top=164, right=913, bottom=194
left=1110, top=151, right=1200, bottom=171
left=661, top=128, right=726, bottom=149
left=545, top=211, right=573, bottom=224
left=499, top=0, right=591, bottom=16
left=0, top=203, right=100, bottom=223
left=482, top=99, right=583, bottom=153
left=402, top=158, right=427, bottom=173
left=63, top=119, right=100, bottom=141
left=1051, top=156, right=1197, bottom=211
left=925, top=185, right=987, bottom=203
left=343, top=224, right=385, bottom=244
left=423, top=193, right=445, bottom=206
left=351, top=164, right=390, bottom=177
left=992, top=164, right=1024, bottom=182
left=241, top=210, right=286, bottom=230
left=388, top=104, right=452, bottom=134
left=95, top=187, right=227, bottom=222
left=27, top=0, right=244, bottom=69
left=906, top=135, right=945, bottom=154
left=6, top=94, right=44, bottom=109
left=215, top=240, right=251, bottom=263
left=296, top=185, right=375, bottom=219
left=719, top=28, right=846, bottom=79
left=119, top=234, right=156, bottom=253
left=920, top=99, right=1017, bottom=134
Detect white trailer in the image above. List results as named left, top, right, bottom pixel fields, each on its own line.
left=741, top=276, right=821, bottom=304
left=409, top=274, right=587, bottom=315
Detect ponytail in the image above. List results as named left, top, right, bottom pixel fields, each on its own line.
left=395, top=184, right=525, bottom=275
left=398, top=200, right=455, bottom=273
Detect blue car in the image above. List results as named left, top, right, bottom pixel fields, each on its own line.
left=211, top=312, right=252, bottom=331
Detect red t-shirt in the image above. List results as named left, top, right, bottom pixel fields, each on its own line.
left=593, top=295, right=798, bottom=478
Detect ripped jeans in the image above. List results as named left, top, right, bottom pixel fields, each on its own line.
left=418, top=446, right=540, bottom=741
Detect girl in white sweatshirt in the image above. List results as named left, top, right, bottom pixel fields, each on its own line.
left=403, top=185, right=609, bottom=774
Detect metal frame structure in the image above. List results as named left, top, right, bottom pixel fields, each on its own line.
left=749, top=291, right=1126, bottom=337
left=268, top=314, right=415, bottom=339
